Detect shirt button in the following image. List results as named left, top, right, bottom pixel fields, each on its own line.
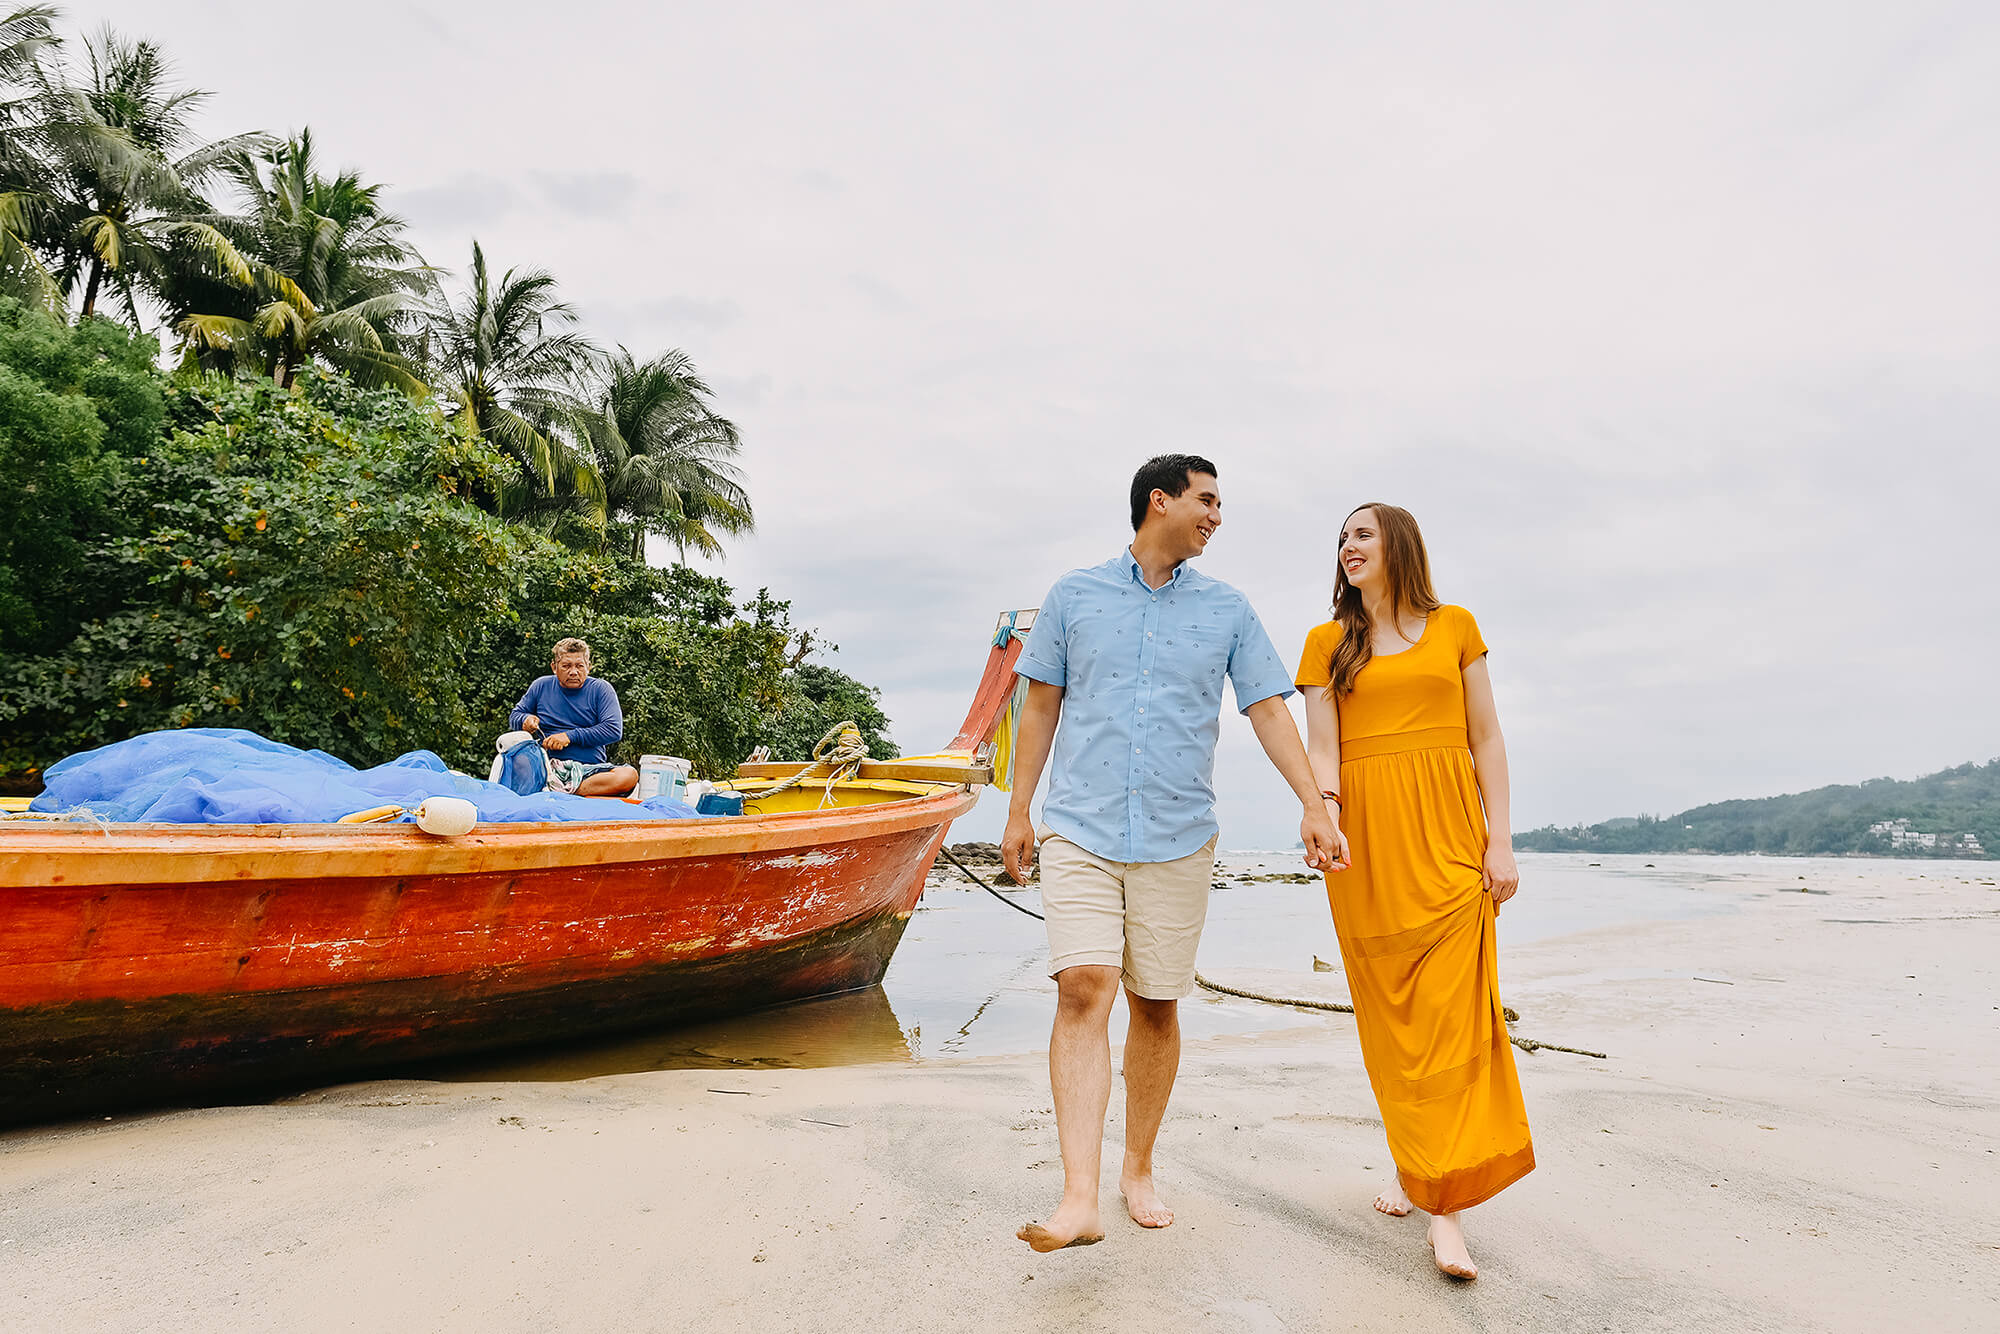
left=1143, top=669, right=1149, bottom=675
left=1138, top=707, right=1145, bottom=713
left=1135, top=748, right=1143, bottom=754
left=1146, top=632, right=1153, bottom=639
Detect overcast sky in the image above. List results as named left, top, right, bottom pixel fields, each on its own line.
left=79, top=1, right=2000, bottom=847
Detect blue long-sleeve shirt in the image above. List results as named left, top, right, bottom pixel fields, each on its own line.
left=509, top=675, right=625, bottom=765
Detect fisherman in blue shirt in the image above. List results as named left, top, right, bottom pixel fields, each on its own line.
left=509, top=637, right=639, bottom=797
left=1002, top=454, right=1348, bottom=1254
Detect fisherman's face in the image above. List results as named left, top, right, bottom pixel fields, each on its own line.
left=553, top=653, right=591, bottom=688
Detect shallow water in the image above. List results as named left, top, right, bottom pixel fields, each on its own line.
left=443, top=851, right=1988, bottom=1081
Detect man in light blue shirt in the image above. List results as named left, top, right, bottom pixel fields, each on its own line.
left=1002, top=454, right=1346, bottom=1253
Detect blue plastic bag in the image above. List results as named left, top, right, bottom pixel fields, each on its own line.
left=493, top=736, right=551, bottom=795
left=31, top=728, right=698, bottom=825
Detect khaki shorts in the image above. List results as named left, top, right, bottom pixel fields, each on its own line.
left=1038, top=830, right=1220, bottom=1000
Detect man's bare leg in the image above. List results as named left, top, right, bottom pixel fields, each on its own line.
left=1426, top=1209, right=1477, bottom=1279
left=1118, top=991, right=1180, bottom=1228
left=578, top=765, right=639, bottom=797
left=1018, top=965, right=1119, bottom=1252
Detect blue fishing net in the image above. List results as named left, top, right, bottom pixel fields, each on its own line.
left=28, top=728, right=699, bottom=825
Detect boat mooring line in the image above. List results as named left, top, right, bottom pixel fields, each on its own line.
left=941, top=848, right=1608, bottom=1061
left=938, top=846, right=1046, bottom=920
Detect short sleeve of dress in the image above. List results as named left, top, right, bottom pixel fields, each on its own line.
left=1014, top=580, right=1069, bottom=687
left=1294, top=621, right=1341, bottom=689
left=1455, top=606, right=1489, bottom=669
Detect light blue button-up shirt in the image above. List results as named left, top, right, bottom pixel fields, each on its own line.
left=1016, top=549, right=1294, bottom=863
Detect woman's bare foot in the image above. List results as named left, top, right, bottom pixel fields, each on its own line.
left=1017, top=1198, right=1104, bottom=1252
left=1426, top=1212, right=1478, bottom=1280
left=1372, top=1175, right=1413, bottom=1217
left=1119, top=1171, right=1174, bottom=1229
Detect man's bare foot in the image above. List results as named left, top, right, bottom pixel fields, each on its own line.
left=1426, top=1212, right=1478, bottom=1280
left=1119, top=1172, right=1174, bottom=1229
left=1372, top=1176, right=1413, bottom=1217
left=1017, top=1199, right=1103, bottom=1252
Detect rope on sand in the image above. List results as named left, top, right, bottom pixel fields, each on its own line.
left=937, top=851, right=1608, bottom=1060
left=1193, top=972, right=1607, bottom=1060
left=939, top=845, right=1048, bottom=920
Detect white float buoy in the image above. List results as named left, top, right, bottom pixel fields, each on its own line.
left=414, top=796, right=478, bottom=837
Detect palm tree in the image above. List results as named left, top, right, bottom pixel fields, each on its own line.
left=421, top=241, right=603, bottom=514
left=22, top=25, right=259, bottom=323
left=0, top=6, right=67, bottom=310
left=172, top=130, right=430, bottom=392
left=582, top=347, right=753, bottom=559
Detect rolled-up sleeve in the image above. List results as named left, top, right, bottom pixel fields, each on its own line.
left=1015, top=581, right=1070, bottom=687
left=1225, top=601, right=1296, bottom=713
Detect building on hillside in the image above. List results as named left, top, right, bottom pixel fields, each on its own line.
left=1957, top=832, right=1984, bottom=854
left=1866, top=818, right=1939, bottom=850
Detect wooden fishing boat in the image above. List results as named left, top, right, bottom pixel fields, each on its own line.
left=0, top=613, right=1034, bottom=1125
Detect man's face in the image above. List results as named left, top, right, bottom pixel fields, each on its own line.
left=552, top=653, right=590, bottom=688
left=1153, top=472, right=1221, bottom=559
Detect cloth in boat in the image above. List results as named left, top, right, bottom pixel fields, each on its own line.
left=548, top=758, right=617, bottom=793
left=1294, top=606, right=1534, bottom=1215
left=509, top=674, right=623, bottom=765
left=1014, top=548, right=1293, bottom=864
left=29, top=728, right=697, bottom=825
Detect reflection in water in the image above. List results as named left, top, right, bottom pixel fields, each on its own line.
left=438, top=984, right=914, bottom=1083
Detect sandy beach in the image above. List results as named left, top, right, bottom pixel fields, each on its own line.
left=2, top=855, right=1995, bottom=1333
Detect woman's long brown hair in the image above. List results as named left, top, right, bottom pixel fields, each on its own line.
left=1325, top=502, right=1440, bottom=698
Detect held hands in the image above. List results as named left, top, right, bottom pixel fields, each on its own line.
left=1483, top=844, right=1519, bottom=913
left=541, top=732, right=571, bottom=752
left=1300, top=800, right=1349, bottom=873
left=1000, top=810, right=1037, bottom=883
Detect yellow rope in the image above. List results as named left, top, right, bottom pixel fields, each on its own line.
left=749, top=722, right=871, bottom=806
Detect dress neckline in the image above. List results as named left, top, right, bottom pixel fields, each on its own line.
left=1370, top=614, right=1433, bottom=660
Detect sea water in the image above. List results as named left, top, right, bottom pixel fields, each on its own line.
left=435, top=852, right=1974, bottom=1081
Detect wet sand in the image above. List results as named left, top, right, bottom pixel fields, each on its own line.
left=2, top=856, right=1995, bottom=1332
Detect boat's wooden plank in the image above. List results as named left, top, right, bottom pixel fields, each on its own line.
left=733, top=760, right=995, bottom=785
left=0, top=790, right=978, bottom=887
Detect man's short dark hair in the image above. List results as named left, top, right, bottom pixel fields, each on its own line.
left=1129, top=454, right=1218, bottom=531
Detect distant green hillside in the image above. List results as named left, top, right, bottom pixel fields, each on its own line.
left=1516, top=759, right=1999, bottom=858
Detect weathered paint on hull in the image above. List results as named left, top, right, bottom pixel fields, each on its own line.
left=0, top=790, right=975, bottom=1126
left=0, top=902, right=914, bottom=1126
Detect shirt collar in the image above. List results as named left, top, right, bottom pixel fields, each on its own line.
left=1122, top=546, right=1189, bottom=590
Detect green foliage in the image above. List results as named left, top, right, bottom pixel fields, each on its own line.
left=459, top=566, right=894, bottom=779
left=0, top=12, right=840, bottom=790
left=172, top=130, right=430, bottom=394
left=0, top=368, right=528, bottom=775
left=0, top=297, right=163, bottom=654
left=3, top=359, right=895, bottom=786
left=762, top=661, right=899, bottom=762
left=583, top=347, right=752, bottom=558
left=1516, top=760, right=2000, bottom=859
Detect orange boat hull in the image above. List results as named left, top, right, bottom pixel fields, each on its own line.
left=0, top=789, right=975, bottom=1124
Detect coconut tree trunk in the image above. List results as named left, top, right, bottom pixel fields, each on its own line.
left=79, top=258, right=103, bottom=319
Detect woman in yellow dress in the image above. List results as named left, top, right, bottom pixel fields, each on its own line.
left=1296, top=502, right=1532, bottom=1280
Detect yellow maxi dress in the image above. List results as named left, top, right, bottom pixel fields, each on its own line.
left=1295, top=605, right=1534, bottom=1214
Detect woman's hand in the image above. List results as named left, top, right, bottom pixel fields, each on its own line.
left=1483, top=844, right=1519, bottom=912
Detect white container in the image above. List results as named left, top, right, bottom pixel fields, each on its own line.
left=684, top=779, right=714, bottom=807
left=639, top=755, right=693, bottom=804
left=636, top=755, right=671, bottom=800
